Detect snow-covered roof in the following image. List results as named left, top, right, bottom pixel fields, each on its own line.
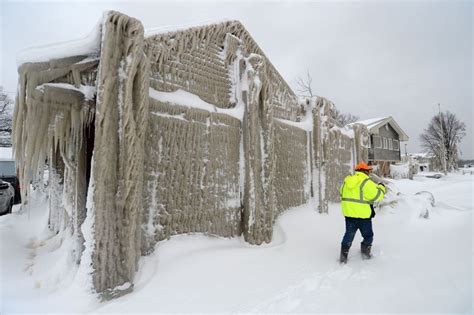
left=410, top=152, right=435, bottom=158
left=351, top=117, right=387, bottom=128
left=18, top=17, right=235, bottom=66
left=349, top=116, right=409, bottom=141
left=149, top=88, right=244, bottom=120
left=16, top=20, right=102, bottom=66
left=145, top=19, right=235, bottom=37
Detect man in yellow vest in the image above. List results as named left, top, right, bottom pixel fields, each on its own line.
left=339, top=162, right=386, bottom=263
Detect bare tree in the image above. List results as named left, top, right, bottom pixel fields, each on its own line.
left=419, top=110, right=466, bottom=171
left=0, top=86, right=14, bottom=146
left=296, top=70, right=314, bottom=97
left=295, top=71, right=359, bottom=126
left=333, top=108, right=359, bottom=126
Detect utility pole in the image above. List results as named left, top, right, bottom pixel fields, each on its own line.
left=438, top=103, right=447, bottom=175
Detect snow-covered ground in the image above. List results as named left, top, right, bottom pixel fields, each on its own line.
left=1, top=172, right=472, bottom=313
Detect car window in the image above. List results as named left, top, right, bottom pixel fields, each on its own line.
left=0, top=160, right=16, bottom=176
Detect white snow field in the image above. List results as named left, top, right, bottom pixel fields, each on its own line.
left=1, top=172, right=472, bottom=314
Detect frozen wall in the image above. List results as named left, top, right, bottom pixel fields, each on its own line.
left=142, top=20, right=302, bottom=246
left=89, top=12, right=150, bottom=298
left=145, top=26, right=233, bottom=108
left=312, top=97, right=368, bottom=208
left=142, top=99, right=242, bottom=252
left=13, top=56, right=97, bottom=265
left=323, top=129, right=353, bottom=202
left=273, top=120, right=311, bottom=214
left=144, top=21, right=301, bottom=119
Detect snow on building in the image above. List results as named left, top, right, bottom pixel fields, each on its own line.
left=13, top=11, right=368, bottom=299
left=409, top=152, right=436, bottom=172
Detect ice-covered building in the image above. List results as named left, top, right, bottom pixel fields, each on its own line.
left=13, top=11, right=368, bottom=299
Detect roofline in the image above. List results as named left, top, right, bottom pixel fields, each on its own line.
left=365, top=116, right=409, bottom=141
left=145, top=19, right=297, bottom=102
left=144, top=19, right=237, bottom=37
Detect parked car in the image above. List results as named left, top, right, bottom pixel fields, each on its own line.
left=426, top=173, right=442, bottom=179
left=0, top=159, right=21, bottom=204
left=0, top=179, right=14, bottom=215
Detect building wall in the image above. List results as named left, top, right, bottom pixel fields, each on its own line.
left=144, top=21, right=300, bottom=119
left=13, top=57, right=97, bottom=267
left=90, top=13, right=150, bottom=297
left=312, top=98, right=364, bottom=210
left=324, top=132, right=353, bottom=202
left=322, top=128, right=354, bottom=203
left=145, top=32, right=233, bottom=108
left=143, top=99, right=242, bottom=251
left=273, top=120, right=310, bottom=215
left=143, top=20, right=303, bottom=247
left=371, top=123, right=401, bottom=161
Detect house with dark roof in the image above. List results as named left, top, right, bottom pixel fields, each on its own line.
left=349, top=116, right=409, bottom=176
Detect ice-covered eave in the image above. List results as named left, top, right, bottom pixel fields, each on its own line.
left=410, top=152, right=435, bottom=159
left=275, top=101, right=313, bottom=132
left=333, top=125, right=355, bottom=138
left=149, top=87, right=244, bottom=120
left=275, top=115, right=313, bottom=132
left=349, top=117, right=387, bottom=128
left=145, top=19, right=237, bottom=38
left=35, top=83, right=97, bottom=101
left=16, top=19, right=102, bottom=67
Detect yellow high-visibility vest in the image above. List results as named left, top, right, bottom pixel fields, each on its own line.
left=340, top=171, right=386, bottom=219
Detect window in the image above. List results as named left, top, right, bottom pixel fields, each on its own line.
left=0, top=160, right=15, bottom=176
left=373, top=135, right=382, bottom=148
left=383, top=137, right=388, bottom=149
left=393, top=140, right=399, bottom=151
left=389, top=138, right=393, bottom=150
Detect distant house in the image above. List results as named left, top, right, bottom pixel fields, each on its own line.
left=409, top=152, right=435, bottom=172
left=349, top=116, right=409, bottom=176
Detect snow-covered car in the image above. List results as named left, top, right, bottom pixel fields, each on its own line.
left=0, top=175, right=21, bottom=204
left=0, top=160, right=21, bottom=204
left=0, top=179, right=14, bottom=215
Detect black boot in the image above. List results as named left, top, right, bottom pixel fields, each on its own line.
left=340, top=245, right=350, bottom=264
left=361, top=244, right=372, bottom=259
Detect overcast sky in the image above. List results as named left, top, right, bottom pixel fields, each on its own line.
left=1, top=0, right=472, bottom=158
